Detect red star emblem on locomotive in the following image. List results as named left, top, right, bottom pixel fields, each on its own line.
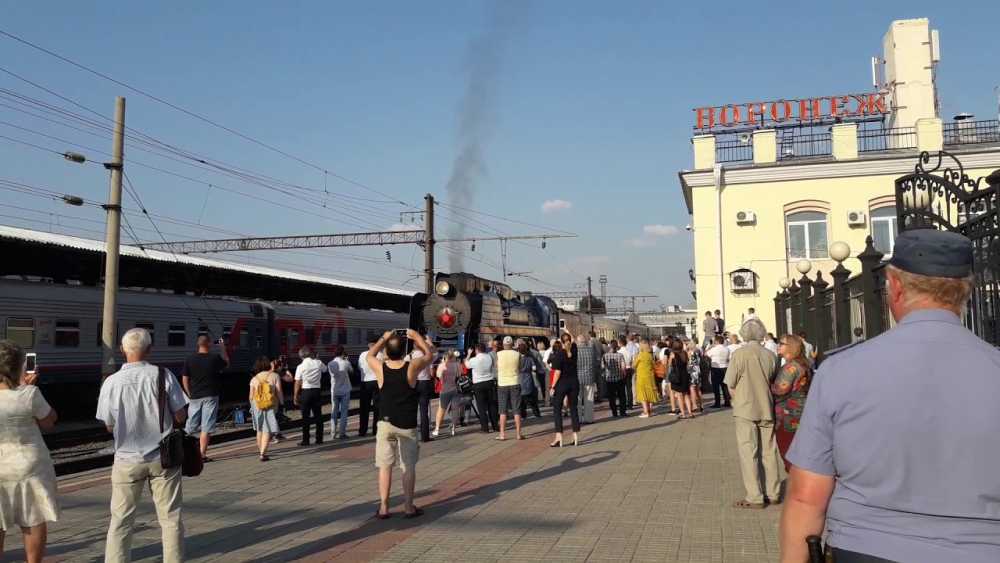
left=437, top=307, right=457, bottom=329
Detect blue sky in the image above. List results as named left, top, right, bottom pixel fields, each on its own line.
left=1, top=1, right=998, bottom=308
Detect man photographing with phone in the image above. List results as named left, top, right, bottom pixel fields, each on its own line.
left=181, top=335, right=229, bottom=463
left=366, top=329, right=434, bottom=519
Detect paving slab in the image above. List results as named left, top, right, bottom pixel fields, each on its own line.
left=3, top=402, right=781, bottom=562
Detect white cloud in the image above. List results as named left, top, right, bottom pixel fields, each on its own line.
left=625, top=237, right=656, bottom=248
left=541, top=199, right=572, bottom=214
left=642, top=224, right=680, bottom=237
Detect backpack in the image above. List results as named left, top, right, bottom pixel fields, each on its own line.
left=252, top=375, right=275, bottom=410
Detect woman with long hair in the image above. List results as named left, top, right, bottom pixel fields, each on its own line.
left=249, top=356, right=284, bottom=461
left=772, top=334, right=812, bottom=469
left=433, top=350, right=464, bottom=437
left=668, top=340, right=694, bottom=419
left=0, top=340, right=59, bottom=563
left=632, top=339, right=660, bottom=418
left=685, top=340, right=704, bottom=413
left=548, top=338, right=580, bottom=446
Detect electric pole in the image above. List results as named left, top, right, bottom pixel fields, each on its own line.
left=424, top=193, right=435, bottom=294
left=587, top=276, right=594, bottom=327
left=101, top=97, right=125, bottom=378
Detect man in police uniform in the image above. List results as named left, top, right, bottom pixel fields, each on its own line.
left=779, top=230, right=1000, bottom=563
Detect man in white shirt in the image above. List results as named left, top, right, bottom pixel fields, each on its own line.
left=618, top=336, right=636, bottom=409
left=408, top=341, right=435, bottom=443
left=294, top=345, right=327, bottom=446
left=97, top=328, right=188, bottom=563
left=357, top=336, right=380, bottom=437
left=327, top=347, right=353, bottom=440
left=465, top=343, right=499, bottom=433
left=705, top=335, right=732, bottom=408
left=746, top=307, right=759, bottom=321
left=763, top=333, right=779, bottom=356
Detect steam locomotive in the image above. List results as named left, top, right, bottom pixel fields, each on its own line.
left=410, top=272, right=648, bottom=351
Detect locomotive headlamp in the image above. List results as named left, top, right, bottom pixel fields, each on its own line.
left=435, top=280, right=451, bottom=296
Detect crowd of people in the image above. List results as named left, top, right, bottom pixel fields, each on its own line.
left=3, top=230, right=998, bottom=563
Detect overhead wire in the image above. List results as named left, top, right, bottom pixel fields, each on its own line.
left=0, top=29, right=414, bottom=207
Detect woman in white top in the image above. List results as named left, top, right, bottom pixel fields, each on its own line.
left=0, top=340, right=59, bottom=563
left=249, top=356, right=284, bottom=461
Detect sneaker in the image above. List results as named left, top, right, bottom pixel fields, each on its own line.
left=638, top=413, right=650, bottom=418
left=431, top=429, right=439, bottom=438
left=451, top=427, right=456, bottom=436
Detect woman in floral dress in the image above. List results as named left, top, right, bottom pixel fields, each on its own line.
left=772, top=334, right=812, bottom=470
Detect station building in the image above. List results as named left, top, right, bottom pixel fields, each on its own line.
left=679, top=18, right=1000, bottom=334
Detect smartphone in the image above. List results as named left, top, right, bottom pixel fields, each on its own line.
left=25, top=352, right=37, bottom=373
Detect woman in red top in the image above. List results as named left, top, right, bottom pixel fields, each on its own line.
left=772, top=334, right=812, bottom=470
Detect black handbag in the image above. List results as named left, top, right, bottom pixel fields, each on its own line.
left=456, top=374, right=473, bottom=394
left=158, top=367, right=203, bottom=477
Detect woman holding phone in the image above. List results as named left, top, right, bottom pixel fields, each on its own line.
left=0, top=340, right=59, bottom=563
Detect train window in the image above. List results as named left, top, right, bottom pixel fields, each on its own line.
left=55, top=320, right=80, bottom=347
left=305, top=328, right=315, bottom=346
left=366, top=329, right=379, bottom=343
left=254, top=328, right=263, bottom=349
left=135, top=322, right=155, bottom=344
left=239, top=328, right=249, bottom=349
left=168, top=324, right=186, bottom=347
left=352, top=328, right=362, bottom=345
left=320, top=328, right=332, bottom=345
left=6, top=319, right=34, bottom=348
left=222, top=326, right=232, bottom=342
left=197, top=325, right=209, bottom=338
left=337, top=326, right=347, bottom=345
left=288, top=329, right=300, bottom=350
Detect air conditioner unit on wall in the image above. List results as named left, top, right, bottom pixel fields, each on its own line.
left=847, top=210, right=867, bottom=227
left=735, top=210, right=757, bottom=225
left=730, top=269, right=757, bottom=294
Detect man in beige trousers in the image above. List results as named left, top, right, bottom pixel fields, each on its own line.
left=724, top=318, right=783, bottom=509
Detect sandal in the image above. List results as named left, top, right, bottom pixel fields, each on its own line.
left=733, top=500, right=766, bottom=510
left=403, top=507, right=424, bottom=519
left=374, top=509, right=391, bottom=520
left=495, top=436, right=506, bottom=441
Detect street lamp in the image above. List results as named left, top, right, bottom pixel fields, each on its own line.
left=830, top=241, right=851, bottom=263
left=778, top=277, right=791, bottom=290
left=795, top=259, right=812, bottom=275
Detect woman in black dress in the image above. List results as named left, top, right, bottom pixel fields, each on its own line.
left=548, top=335, right=580, bottom=447
left=668, top=340, right=694, bottom=418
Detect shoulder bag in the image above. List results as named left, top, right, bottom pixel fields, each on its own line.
left=158, top=367, right=204, bottom=477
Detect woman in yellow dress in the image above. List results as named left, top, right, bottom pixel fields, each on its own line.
left=633, top=339, right=660, bottom=418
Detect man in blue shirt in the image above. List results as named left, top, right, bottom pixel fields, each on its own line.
left=780, top=230, right=1000, bottom=563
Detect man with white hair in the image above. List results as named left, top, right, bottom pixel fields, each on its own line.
left=97, top=328, right=189, bottom=563
left=780, top=230, right=1000, bottom=563
left=724, top=318, right=781, bottom=510
left=574, top=333, right=598, bottom=423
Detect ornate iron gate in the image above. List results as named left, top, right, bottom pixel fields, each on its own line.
left=895, top=151, right=1000, bottom=344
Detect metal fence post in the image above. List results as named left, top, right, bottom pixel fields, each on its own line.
left=774, top=291, right=785, bottom=336
left=830, top=262, right=852, bottom=348
left=788, top=279, right=800, bottom=335
left=811, top=271, right=830, bottom=355
left=857, top=235, right=885, bottom=339
left=798, top=274, right=813, bottom=339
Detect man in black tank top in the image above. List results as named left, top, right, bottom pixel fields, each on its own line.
left=366, top=329, right=435, bottom=519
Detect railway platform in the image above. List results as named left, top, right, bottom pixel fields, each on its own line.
left=14, top=403, right=781, bottom=562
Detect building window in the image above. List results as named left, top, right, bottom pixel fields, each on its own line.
left=55, top=320, right=80, bottom=347
left=6, top=318, right=35, bottom=348
left=871, top=206, right=898, bottom=255
left=168, top=324, right=186, bottom=347
left=135, top=322, right=155, bottom=344
left=787, top=211, right=829, bottom=259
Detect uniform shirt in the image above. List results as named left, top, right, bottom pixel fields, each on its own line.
left=96, top=362, right=189, bottom=464
left=407, top=349, right=432, bottom=381
left=706, top=344, right=730, bottom=368
left=723, top=342, right=776, bottom=421
left=358, top=350, right=377, bottom=383
left=327, top=357, right=353, bottom=396
left=496, top=349, right=520, bottom=387
left=465, top=353, right=494, bottom=384
left=787, top=310, right=1000, bottom=562
left=294, top=357, right=327, bottom=389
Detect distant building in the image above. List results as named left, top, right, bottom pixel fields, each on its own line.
left=679, top=18, right=1000, bottom=332
left=636, top=306, right=698, bottom=339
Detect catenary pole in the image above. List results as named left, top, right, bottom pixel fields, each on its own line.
left=101, top=97, right=125, bottom=378
left=425, top=193, right=435, bottom=294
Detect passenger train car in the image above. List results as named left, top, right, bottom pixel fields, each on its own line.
left=0, top=278, right=408, bottom=386
left=411, top=272, right=649, bottom=350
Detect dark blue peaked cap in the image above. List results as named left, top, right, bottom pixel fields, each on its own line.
left=888, top=229, right=973, bottom=279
